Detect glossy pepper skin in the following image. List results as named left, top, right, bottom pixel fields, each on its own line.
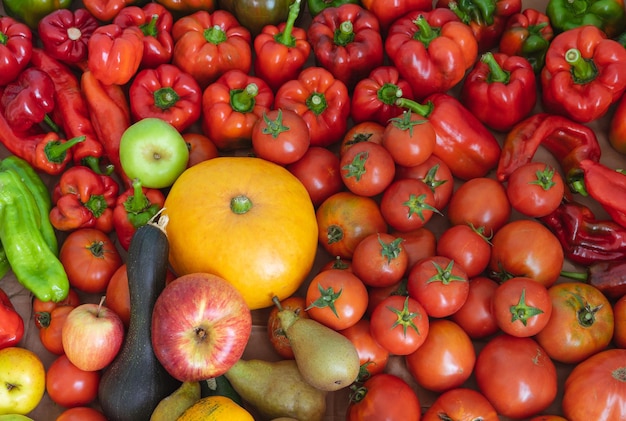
left=460, top=52, right=537, bottom=132
left=308, top=3, right=384, bottom=90
left=609, top=91, right=626, bottom=154
left=83, top=0, right=144, bottom=22
left=562, top=259, right=626, bottom=300
left=253, top=0, right=311, bottom=93
left=274, top=66, right=350, bottom=148
left=308, top=0, right=360, bottom=15
left=0, top=17, right=33, bottom=87
left=113, top=178, right=165, bottom=251
left=498, top=8, right=554, bottom=73
left=0, top=288, right=23, bottom=349
left=50, top=165, right=120, bottom=233
left=395, top=93, right=501, bottom=180
left=172, top=10, right=251, bottom=88
left=385, top=8, right=478, bottom=100
left=496, top=113, right=601, bottom=195
left=113, top=3, right=174, bottom=69
left=2, top=0, right=72, bottom=29
left=579, top=159, right=626, bottom=229
left=547, top=0, right=626, bottom=38
left=37, top=8, right=99, bottom=69
left=541, top=25, right=626, bottom=123
left=219, top=0, right=291, bottom=36
left=202, top=69, right=274, bottom=151
left=361, top=0, right=433, bottom=31
left=158, top=0, right=215, bottom=14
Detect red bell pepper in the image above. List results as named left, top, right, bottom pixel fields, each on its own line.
left=361, top=0, right=433, bottom=32
left=0, top=68, right=59, bottom=134
left=87, top=23, right=145, bottom=86
left=351, top=65, right=415, bottom=125
left=437, top=0, right=522, bottom=52
left=0, top=288, right=24, bottom=349
left=113, top=178, right=165, bottom=250
left=253, top=0, right=311, bottom=93
left=498, top=8, right=554, bottom=73
left=171, top=10, right=251, bottom=88
left=609, top=91, right=626, bottom=154
left=201, top=69, right=274, bottom=150
left=460, top=52, right=537, bottom=132
left=37, top=8, right=99, bottom=70
left=395, top=93, right=501, bottom=180
left=274, top=66, right=350, bottom=148
left=307, top=3, right=384, bottom=90
left=50, top=165, right=119, bottom=233
left=385, top=8, right=478, bottom=100
left=579, top=160, right=626, bottom=229
left=0, top=17, right=33, bottom=87
left=113, top=3, right=174, bottom=69
left=83, top=0, right=139, bottom=22
left=129, top=63, right=202, bottom=133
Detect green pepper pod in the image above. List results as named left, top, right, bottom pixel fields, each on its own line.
left=0, top=171, right=68, bottom=302
left=2, top=0, right=73, bottom=29
left=0, top=242, right=9, bottom=280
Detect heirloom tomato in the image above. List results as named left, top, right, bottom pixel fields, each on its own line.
left=422, top=388, right=499, bottom=421
left=351, top=232, right=408, bottom=288
left=436, top=223, right=491, bottom=278
left=267, top=296, right=309, bottom=359
left=286, top=146, right=344, bottom=208
left=395, top=154, right=454, bottom=211
left=341, top=318, right=390, bottom=378
left=380, top=177, right=439, bottom=232
left=46, top=354, right=100, bottom=407
left=340, top=140, right=396, bottom=197
left=614, top=294, right=626, bottom=348
left=347, top=373, right=421, bottom=421
left=450, top=276, right=499, bottom=339
left=369, top=295, right=429, bottom=355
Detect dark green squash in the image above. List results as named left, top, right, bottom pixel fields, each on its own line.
left=98, top=217, right=180, bottom=421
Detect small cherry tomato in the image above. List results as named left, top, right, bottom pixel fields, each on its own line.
left=506, top=161, right=565, bottom=217
left=351, top=232, right=408, bottom=288
left=340, top=121, right=385, bottom=158
left=369, top=295, right=429, bottom=355
left=436, top=223, right=492, bottom=278
left=267, top=296, right=309, bottom=359
left=382, top=110, right=436, bottom=167
left=422, top=388, right=499, bottom=421
left=183, top=132, right=219, bottom=167
left=450, top=276, right=500, bottom=339
left=395, top=154, right=455, bottom=210
left=341, top=318, right=390, bottom=379
left=286, top=146, right=344, bottom=207
left=340, top=141, right=396, bottom=197
left=252, top=108, right=310, bottom=165
left=347, top=373, right=421, bottom=421
left=380, top=177, right=440, bottom=232
left=46, top=354, right=100, bottom=407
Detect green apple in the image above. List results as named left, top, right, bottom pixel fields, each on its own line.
left=0, top=414, right=35, bottom=420
left=0, top=347, right=45, bottom=415
left=119, top=118, right=189, bottom=189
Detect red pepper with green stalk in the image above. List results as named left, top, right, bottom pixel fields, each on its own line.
left=460, top=51, right=537, bottom=132
left=385, top=8, right=478, bottom=100
left=113, top=2, right=174, bottom=69
left=0, top=288, right=24, bottom=350
left=113, top=178, right=165, bottom=250
left=0, top=16, right=33, bottom=87
left=498, top=8, right=554, bottom=74
left=274, top=66, right=350, bottom=148
left=541, top=25, right=626, bottom=123
left=50, top=165, right=120, bottom=233
left=253, top=0, right=311, bottom=93
left=307, top=3, right=384, bottom=90
left=201, top=69, right=274, bottom=151
left=129, top=63, right=202, bottom=132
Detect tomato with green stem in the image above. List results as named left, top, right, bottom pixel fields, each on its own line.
left=382, top=110, right=436, bottom=167
left=46, top=354, right=100, bottom=407
left=251, top=108, right=310, bottom=165
left=340, top=120, right=385, bottom=158
left=369, top=295, right=429, bottom=355
left=38, top=305, right=74, bottom=355
left=436, top=223, right=492, bottom=278
left=395, top=154, right=454, bottom=210
left=505, top=161, right=565, bottom=217
left=340, top=140, right=396, bottom=197
left=380, top=177, right=440, bottom=232
left=351, top=232, right=408, bottom=288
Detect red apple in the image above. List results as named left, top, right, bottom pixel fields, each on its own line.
left=61, top=298, right=125, bottom=372
left=151, top=273, right=252, bottom=382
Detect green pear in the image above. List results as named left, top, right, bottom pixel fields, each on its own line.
left=149, top=381, right=201, bottom=421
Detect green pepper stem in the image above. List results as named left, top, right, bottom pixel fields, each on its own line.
left=44, top=114, right=61, bottom=134
left=276, top=0, right=302, bottom=47
left=334, top=20, right=355, bottom=46
left=395, top=97, right=434, bottom=118
left=413, top=15, right=439, bottom=47
left=565, top=48, right=597, bottom=84
left=125, top=178, right=151, bottom=214
left=306, top=92, right=328, bottom=115
left=153, top=87, right=180, bottom=110
left=140, top=14, right=159, bottom=37
left=378, top=85, right=403, bottom=106
left=482, top=52, right=510, bottom=84
left=230, top=83, right=258, bottom=113
left=45, top=136, right=85, bottom=163
left=560, top=270, right=589, bottom=281
left=204, top=25, right=227, bottom=44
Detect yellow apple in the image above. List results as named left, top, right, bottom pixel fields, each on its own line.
left=0, top=347, right=45, bottom=415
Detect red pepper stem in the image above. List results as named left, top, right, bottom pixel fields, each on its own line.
left=127, top=178, right=151, bottom=213
left=230, top=84, right=258, bottom=113
left=395, top=97, right=434, bottom=118
left=46, top=136, right=85, bottom=163
left=413, top=15, right=438, bottom=47
left=335, top=21, right=355, bottom=46
left=153, top=87, right=180, bottom=110
left=482, top=52, right=510, bottom=84
left=276, top=0, right=302, bottom=47
left=565, top=48, right=596, bottom=84
left=140, top=14, right=159, bottom=37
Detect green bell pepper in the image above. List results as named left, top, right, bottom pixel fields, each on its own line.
left=307, top=0, right=361, bottom=16
left=2, top=0, right=72, bottom=29
left=546, top=0, right=626, bottom=37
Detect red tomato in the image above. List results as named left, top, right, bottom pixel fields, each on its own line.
left=46, top=354, right=100, bottom=407
left=436, top=224, right=491, bottom=278
left=382, top=110, right=436, bottom=167
left=505, top=161, right=565, bottom=218
left=251, top=108, right=310, bottom=165
left=450, top=276, right=499, bottom=339
left=340, top=121, right=385, bottom=158
left=183, top=132, right=219, bottom=168
left=447, top=177, right=511, bottom=235
left=38, top=305, right=74, bottom=355
left=321, top=256, right=353, bottom=272
left=529, top=416, right=570, bottom=421
left=316, top=191, right=388, bottom=259
left=475, top=334, right=558, bottom=419
left=56, top=407, right=108, bottom=421
left=535, top=282, right=614, bottom=364
left=346, top=373, right=421, bottom=421
left=492, top=276, right=553, bottom=337
left=422, top=388, right=499, bottom=421
left=391, top=227, right=437, bottom=275
left=33, top=288, right=80, bottom=328
left=405, top=319, right=475, bottom=392
left=366, top=280, right=408, bottom=317
left=395, top=154, right=455, bottom=210
left=351, top=232, right=408, bottom=288
left=341, top=318, right=390, bottom=378
left=59, top=228, right=123, bottom=293
left=340, top=141, right=396, bottom=197
left=380, top=177, right=439, bottom=232
left=614, top=294, right=626, bottom=349
left=407, top=256, right=470, bottom=318
left=369, top=295, right=429, bottom=355
left=305, top=269, right=368, bottom=331
left=267, top=296, right=309, bottom=359
left=562, top=348, right=626, bottom=421
left=489, top=219, right=564, bottom=287
left=286, top=146, right=344, bottom=207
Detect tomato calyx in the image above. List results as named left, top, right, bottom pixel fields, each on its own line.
left=378, top=235, right=404, bottom=264
left=305, top=282, right=343, bottom=318
left=403, top=192, right=441, bottom=221
left=509, top=288, right=544, bottom=326
left=529, top=164, right=558, bottom=191
left=613, top=367, right=626, bottom=382
left=490, top=261, right=520, bottom=282
left=261, top=109, right=290, bottom=138
left=389, top=110, right=427, bottom=136
left=342, top=151, right=369, bottom=181
left=348, top=383, right=368, bottom=403
left=326, top=224, right=345, bottom=244
left=576, top=301, right=603, bottom=328
left=388, top=296, right=422, bottom=337
left=426, top=259, right=466, bottom=285
left=35, top=311, right=51, bottom=328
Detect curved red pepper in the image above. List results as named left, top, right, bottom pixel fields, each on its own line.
left=460, top=51, right=537, bottom=132
left=274, top=66, right=350, bottom=148
left=129, top=63, right=202, bottom=133
left=541, top=25, right=626, bottom=123
left=0, top=17, right=33, bottom=87
left=307, top=3, right=384, bottom=90
left=361, top=0, right=433, bottom=32
left=0, top=288, right=24, bottom=350
left=84, top=0, right=137, bottom=22
left=580, top=160, right=626, bottom=229
left=87, top=23, right=144, bottom=86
